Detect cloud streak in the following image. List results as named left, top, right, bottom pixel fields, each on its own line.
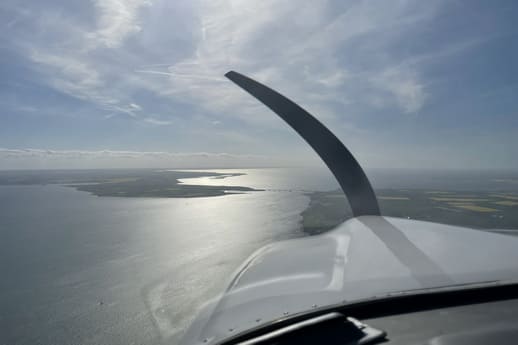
left=0, top=148, right=283, bottom=169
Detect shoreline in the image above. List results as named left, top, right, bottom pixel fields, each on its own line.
left=2, top=169, right=518, bottom=232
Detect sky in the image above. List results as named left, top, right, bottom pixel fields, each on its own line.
left=0, top=0, right=517, bottom=170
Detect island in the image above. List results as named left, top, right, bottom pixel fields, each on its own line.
left=0, top=169, right=261, bottom=198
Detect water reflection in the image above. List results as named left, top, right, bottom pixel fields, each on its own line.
left=0, top=185, right=308, bottom=345
left=138, top=191, right=309, bottom=343
left=176, top=168, right=339, bottom=192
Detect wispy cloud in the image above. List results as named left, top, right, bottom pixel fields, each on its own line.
left=10, top=0, right=158, bottom=124
left=87, top=0, right=151, bottom=48
left=10, top=0, right=439, bottom=126
left=2, top=0, right=517, bottom=169
left=138, top=0, right=438, bottom=126
left=30, top=50, right=115, bottom=107
left=142, top=117, right=172, bottom=126
left=371, top=66, right=426, bottom=114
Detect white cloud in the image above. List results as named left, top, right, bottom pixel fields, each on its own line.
left=3, top=0, right=516, bottom=170
left=17, top=0, right=441, bottom=130
left=30, top=50, right=118, bottom=107
left=16, top=0, right=158, bottom=124
left=129, top=103, right=142, bottom=110
left=139, top=0, right=438, bottom=126
left=371, top=67, right=426, bottom=114
left=87, top=0, right=151, bottom=48
left=142, top=117, right=172, bottom=126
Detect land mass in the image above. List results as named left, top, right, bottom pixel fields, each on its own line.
left=2, top=169, right=517, bottom=234
left=0, top=169, right=260, bottom=198
left=302, top=189, right=518, bottom=235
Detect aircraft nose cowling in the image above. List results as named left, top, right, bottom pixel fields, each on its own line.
left=181, top=216, right=518, bottom=345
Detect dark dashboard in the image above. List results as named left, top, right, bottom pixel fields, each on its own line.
left=366, top=292, right=518, bottom=345
left=221, top=284, right=518, bottom=345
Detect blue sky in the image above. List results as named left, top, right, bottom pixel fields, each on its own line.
left=0, top=0, right=517, bottom=169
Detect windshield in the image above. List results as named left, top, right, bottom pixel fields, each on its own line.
left=1, top=1, right=518, bottom=345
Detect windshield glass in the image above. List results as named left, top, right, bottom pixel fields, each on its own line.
left=1, top=1, right=518, bottom=345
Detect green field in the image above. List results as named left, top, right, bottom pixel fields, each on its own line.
left=302, top=189, right=518, bottom=235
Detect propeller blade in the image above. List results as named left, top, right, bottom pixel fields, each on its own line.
left=225, top=70, right=380, bottom=217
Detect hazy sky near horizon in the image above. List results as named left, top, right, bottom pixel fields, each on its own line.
left=1, top=0, right=517, bottom=170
